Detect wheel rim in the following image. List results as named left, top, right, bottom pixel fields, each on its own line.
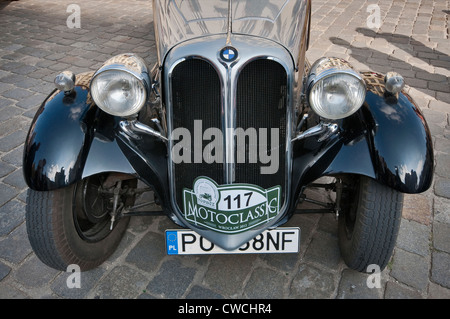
left=72, top=175, right=136, bottom=243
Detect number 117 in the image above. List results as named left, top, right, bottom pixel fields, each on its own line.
left=223, top=192, right=253, bottom=209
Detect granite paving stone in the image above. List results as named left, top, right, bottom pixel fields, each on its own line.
left=0, top=130, right=27, bottom=153
left=185, top=285, right=224, bottom=299
left=2, top=88, right=34, bottom=101
left=336, top=269, right=383, bottom=299
left=384, top=281, right=423, bottom=299
left=0, top=183, right=19, bottom=207
left=431, top=251, right=450, bottom=289
left=401, top=193, right=432, bottom=225
left=244, top=267, right=289, bottom=299
left=0, top=262, right=11, bottom=281
left=1, top=147, right=24, bottom=167
left=428, top=282, right=450, bottom=299
left=0, top=161, right=15, bottom=178
left=146, top=259, right=197, bottom=299
left=0, top=224, right=32, bottom=264
left=435, top=154, right=450, bottom=178
left=290, top=264, right=337, bottom=299
left=390, top=248, right=430, bottom=291
left=0, top=199, right=25, bottom=237
left=91, top=265, right=148, bottom=299
left=3, top=169, right=28, bottom=190
left=435, top=136, right=450, bottom=154
left=203, top=254, right=257, bottom=297
left=0, top=98, right=15, bottom=111
left=124, top=231, right=166, bottom=273
left=0, top=283, right=28, bottom=299
left=433, top=222, right=450, bottom=254
left=434, top=196, right=450, bottom=224
left=396, top=219, right=431, bottom=256
left=1, top=74, right=32, bottom=86
left=15, top=93, right=46, bottom=110
left=0, top=116, right=30, bottom=138
left=303, top=231, right=341, bottom=269
left=0, top=83, right=14, bottom=94
left=14, top=255, right=60, bottom=289
left=50, top=266, right=106, bottom=299
left=435, top=178, right=450, bottom=199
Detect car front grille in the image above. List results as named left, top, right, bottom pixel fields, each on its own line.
left=170, top=58, right=287, bottom=210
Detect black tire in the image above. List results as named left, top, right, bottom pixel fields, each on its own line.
left=338, top=175, right=403, bottom=272
left=26, top=175, right=135, bottom=271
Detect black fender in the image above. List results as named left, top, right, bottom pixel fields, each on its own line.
left=359, top=89, right=434, bottom=193
left=24, top=85, right=98, bottom=190
left=289, top=84, right=433, bottom=212
left=23, top=82, right=137, bottom=191
left=319, top=89, right=434, bottom=195
left=285, top=87, right=434, bottom=223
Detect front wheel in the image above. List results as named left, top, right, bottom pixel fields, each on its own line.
left=26, top=174, right=136, bottom=271
left=338, top=175, right=403, bottom=272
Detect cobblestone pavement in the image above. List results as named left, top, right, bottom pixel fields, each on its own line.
left=0, top=0, right=449, bottom=299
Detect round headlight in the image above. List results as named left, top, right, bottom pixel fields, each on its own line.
left=90, top=54, right=150, bottom=117
left=307, top=58, right=366, bottom=120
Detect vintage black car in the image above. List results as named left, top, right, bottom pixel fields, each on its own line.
left=23, top=0, right=433, bottom=272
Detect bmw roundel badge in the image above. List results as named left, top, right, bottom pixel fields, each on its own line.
left=220, top=46, right=238, bottom=62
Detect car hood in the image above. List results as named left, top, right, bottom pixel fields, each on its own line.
left=153, top=0, right=310, bottom=66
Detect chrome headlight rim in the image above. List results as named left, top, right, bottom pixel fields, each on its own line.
left=306, top=58, right=366, bottom=120
left=90, top=53, right=151, bottom=117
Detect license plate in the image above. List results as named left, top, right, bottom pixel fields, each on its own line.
left=165, top=227, right=300, bottom=255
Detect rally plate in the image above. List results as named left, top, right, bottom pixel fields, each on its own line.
left=165, top=227, right=300, bottom=255
left=182, top=177, right=282, bottom=234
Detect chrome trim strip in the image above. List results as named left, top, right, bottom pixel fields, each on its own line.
left=292, top=122, right=338, bottom=142
left=224, top=62, right=235, bottom=184
left=226, top=0, right=232, bottom=46
left=119, top=119, right=168, bottom=142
